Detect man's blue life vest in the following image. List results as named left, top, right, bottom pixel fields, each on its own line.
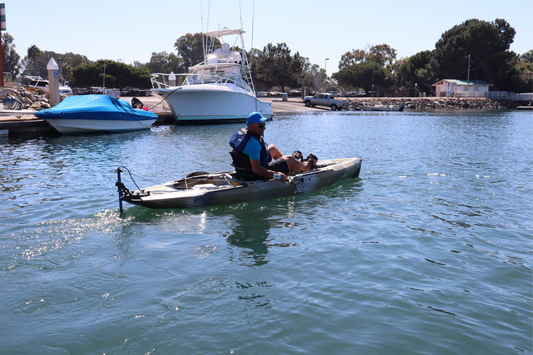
left=229, top=128, right=271, bottom=167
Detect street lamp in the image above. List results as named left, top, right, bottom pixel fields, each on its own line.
left=415, top=83, right=418, bottom=97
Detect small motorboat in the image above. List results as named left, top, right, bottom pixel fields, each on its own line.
left=116, top=157, right=363, bottom=210
left=358, top=102, right=405, bottom=112
left=35, top=95, right=158, bottom=134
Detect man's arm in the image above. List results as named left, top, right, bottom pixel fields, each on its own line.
left=250, top=159, right=287, bottom=182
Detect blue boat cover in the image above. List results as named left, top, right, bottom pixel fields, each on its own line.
left=35, top=95, right=158, bottom=121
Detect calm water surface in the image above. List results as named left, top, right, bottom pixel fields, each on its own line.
left=1, top=110, right=532, bottom=354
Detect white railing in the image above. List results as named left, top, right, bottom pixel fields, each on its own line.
left=513, top=93, right=533, bottom=101
left=487, top=91, right=514, bottom=99
left=440, top=91, right=530, bottom=100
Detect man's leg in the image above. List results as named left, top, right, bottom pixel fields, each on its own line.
left=268, top=145, right=317, bottom=172
left=285, top=155, right=316, bottom=172
left=268, top=144, right=283, bottom=160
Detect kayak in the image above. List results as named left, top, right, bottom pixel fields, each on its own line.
left=117, top=157, right=362, bottom=209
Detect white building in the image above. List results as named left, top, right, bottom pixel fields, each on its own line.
left=432, top=79, right=493, bottom=98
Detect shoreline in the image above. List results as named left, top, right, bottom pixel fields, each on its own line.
left=1, top=96, right=527, bottom=137
left=263, top=96, right=523, bottom=111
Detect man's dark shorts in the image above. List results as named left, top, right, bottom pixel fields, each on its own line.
left=267, top=157, right=289, bottom=174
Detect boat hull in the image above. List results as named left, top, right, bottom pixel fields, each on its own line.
left=152, top=87, right=273, bottom=124
left=359, top=102, right=405, bottom=112
left=45, top=118, right=157, bottom=134
left=122, top=157, right=362, bottom=209
left=360, top=106, right=401, bottom=111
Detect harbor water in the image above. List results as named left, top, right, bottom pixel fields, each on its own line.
left=1, top=110, right=532, bottom=354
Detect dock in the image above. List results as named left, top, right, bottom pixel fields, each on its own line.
left=0, top=115, right=56, bottom=136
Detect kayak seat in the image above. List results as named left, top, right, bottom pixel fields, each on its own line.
left=229, top=151, right=268, bottom=181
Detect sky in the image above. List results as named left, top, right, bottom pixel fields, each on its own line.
left=4, top=0, right=533, bottom=76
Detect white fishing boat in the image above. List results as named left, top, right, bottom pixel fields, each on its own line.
left=151, top=28, right=273, bottom=124
left=116, top=157, right=363, bottom=209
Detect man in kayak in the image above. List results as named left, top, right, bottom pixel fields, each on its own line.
left=230, top=112, right=317, bottom=182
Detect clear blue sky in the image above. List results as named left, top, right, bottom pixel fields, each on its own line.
left=5, top=0, right=533, bottom=76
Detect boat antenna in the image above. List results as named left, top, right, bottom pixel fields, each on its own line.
left=207, top=0, right=210, bottom=33
left=200, top=0, right=204, bottom=33
left=201, top=0, right=206, bottom=61
left=239, top=0, right=243, bottom=31
left=250, top=0, right=255, bottom=66
left=205, top=0, right=211, bottom=61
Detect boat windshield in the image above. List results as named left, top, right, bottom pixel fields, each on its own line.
left=184, top=65, right=252, bottom=92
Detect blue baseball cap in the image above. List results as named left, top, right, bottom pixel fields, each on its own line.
left=247, top=112, right=268, bottom=125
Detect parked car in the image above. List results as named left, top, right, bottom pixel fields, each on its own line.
left=303, top=93, right=349, bottom=111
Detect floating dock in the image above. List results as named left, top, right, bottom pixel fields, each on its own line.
left=0, top=114, right=57, bottom=136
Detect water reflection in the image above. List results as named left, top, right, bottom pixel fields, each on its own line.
left=222, top=204, right=274, bottom=267
left=120, top=197, right=302, bottom=268
left=212, top=200, right=303, bottom=267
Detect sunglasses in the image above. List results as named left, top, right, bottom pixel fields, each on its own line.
left=254, top=123, right=266, bottom=128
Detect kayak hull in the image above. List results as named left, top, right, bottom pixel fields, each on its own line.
left=122, top=157, right=362, bottom=209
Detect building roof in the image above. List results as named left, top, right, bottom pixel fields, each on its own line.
left=432, top=79, right=493, bottom=87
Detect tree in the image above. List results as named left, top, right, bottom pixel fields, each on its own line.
left=251, top=43, right=303, bottom=93
left=2, top=33, right=22, bottom=79
left=395, top=50, right=438, bottom=96
left=174, top=33, right=221, bottom=72
left=335, top=44, right=398, bottom=93
left=27, top=45, right=42, bottom=76
left=520, top=50, right=533, bottom=63
left=70, top=60, right=151, bottom=89
left=434, top=18, right=517, bottom=90
left=21, top=50, right=90, bottom=82
left=298, top=57, right=319, bottom=94
left=339, top=49, right=366, bottom=70
left=366, top=44, right=397, bottom=68
left=147, top=51, right=184, bottom=74
left=61, top=53, right=91, bottom=82
left=334, top=62, right=391, bottom=95
left=512, top=50, right=533, bottom=92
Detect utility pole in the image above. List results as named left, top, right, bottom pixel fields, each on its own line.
left=465, top=54, right=471, bottom=84
left=324, top=58, right=329, bottom=92
left=372, top=67, right=375, bottom=97
left=0, top=4, right=6, bottom=88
